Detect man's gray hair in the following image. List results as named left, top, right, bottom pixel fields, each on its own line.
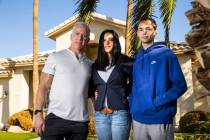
left=72, top=22, right=90, bottom=37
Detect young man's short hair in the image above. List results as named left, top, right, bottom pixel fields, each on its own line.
left=138, top=18, right=157, bottom=30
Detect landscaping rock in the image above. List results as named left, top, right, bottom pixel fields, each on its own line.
left=7, top=125, right=26, bottom=133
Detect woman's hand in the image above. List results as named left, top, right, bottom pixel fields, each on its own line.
left=95, top=89, right=99, bottom=100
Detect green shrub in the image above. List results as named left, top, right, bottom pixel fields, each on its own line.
left=179, top=111, right=210, bottom=134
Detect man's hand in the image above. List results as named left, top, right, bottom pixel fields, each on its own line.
left=34, top=73, right=53, bottom=136
left=34, top=113, right=45, bottom=137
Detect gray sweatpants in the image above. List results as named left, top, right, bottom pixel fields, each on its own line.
left=132, top=120, right=174, bottom=140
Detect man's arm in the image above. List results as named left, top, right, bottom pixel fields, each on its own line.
left=34, top=72, right=53, bottom=136
left=35, top=72, right=53, bottom=110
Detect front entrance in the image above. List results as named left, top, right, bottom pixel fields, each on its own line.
left=85, top=43, right=98, bottom=61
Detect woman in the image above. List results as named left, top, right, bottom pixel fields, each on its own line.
left=89, top=29, right=133, bottom=140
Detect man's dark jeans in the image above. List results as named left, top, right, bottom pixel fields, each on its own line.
left=41, top=113, right=89, bottom=140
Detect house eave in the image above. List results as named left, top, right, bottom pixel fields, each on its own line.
left=45, top=13, right=126, bottom=40
left=0, top=70, right=14, bottom=78
left=1, top=61, right=45, bottom=68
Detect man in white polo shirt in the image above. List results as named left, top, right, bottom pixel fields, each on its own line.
left=34, top=22, right=92, bottom=140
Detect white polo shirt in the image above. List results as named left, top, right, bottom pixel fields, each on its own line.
left=42, top=49, right=92, bottom=121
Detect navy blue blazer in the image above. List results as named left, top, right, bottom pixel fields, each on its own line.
left=89, top=54, right=134, bottom=111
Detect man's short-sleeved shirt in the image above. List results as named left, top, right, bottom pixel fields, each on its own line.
left=42, top=48, right=92, bottom=121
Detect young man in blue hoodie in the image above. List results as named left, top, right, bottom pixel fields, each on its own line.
left=129, top=18, right=187, bottom=140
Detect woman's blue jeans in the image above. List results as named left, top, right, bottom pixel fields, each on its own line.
left=94, top=110, right=131, bottom=140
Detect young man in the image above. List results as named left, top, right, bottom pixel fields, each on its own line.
left=129, top=18, right=187, bottom=140
left=34, top=22, right=92, bottom=140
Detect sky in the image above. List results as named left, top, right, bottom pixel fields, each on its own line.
left=0, top=0, right=192, bottom=58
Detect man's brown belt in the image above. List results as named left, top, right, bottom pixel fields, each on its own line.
left=101, top=107, right=113, bottom=114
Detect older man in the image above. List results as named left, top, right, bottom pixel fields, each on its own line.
left=34, top=22, right=92, bottom=140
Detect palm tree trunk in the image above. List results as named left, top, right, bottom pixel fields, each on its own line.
left=125, top=0, right=133, bottom=56
left=33, top=0, right=39, bottom=109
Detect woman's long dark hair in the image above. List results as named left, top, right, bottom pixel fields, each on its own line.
left=95, top=29, right=121, bottom=71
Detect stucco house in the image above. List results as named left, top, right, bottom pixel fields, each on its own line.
left=0, top=13, right=194, bottom=127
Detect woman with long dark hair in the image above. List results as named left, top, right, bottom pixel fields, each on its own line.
left=89, top=29, right=133, bottom=140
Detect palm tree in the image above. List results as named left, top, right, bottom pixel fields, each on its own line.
left=74, top=0, right=99, bottom=23
left=125, top=0, right=134, bottom=56
left=160, top=0, right=176, bottom=47
left=131, top=0, right=176, bottom=53
left=33, top=0, right=39, bottom=108
left=74, top=0, right=176, bottom=54
left=130, top=0, right=154, bottom=55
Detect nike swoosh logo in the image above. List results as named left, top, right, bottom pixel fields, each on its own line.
left=151, top=61, right=156, bottom=64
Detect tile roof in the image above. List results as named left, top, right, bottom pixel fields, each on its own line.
left=45, top=13, right=126, bottom=40
left=0, top=50, right=55, bottom=77
left=0, top=69, right=13, bottom=78
left=0, top=50, right=55, bottom=68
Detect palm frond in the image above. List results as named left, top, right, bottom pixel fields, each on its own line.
left=130, top=0, right=154, bottom=55
left=125, top=0, right=133, bottom=56
left=132, top=0, right=154, bottom=30
left=159, top=0, right=176, bottom=47
left=74, top=0, right=99, bottom=23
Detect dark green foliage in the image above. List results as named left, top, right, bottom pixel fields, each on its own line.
left=130, top=0, right=154, bottom=55
left=74, top=0, right=99, bottom=23
left=179, top=111, right=210, bottom=134
left=159, top=0, right=176, bottom=47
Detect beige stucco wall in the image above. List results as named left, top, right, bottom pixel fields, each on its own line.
left=197, top=0, right=210, bottom=9
left=174, top=54, right=194, bottom=126
left=56, top=22, right=125, bottom=53
left=0, top=68, right=30, bottom=124
left=9, top=69, right=29, bottom=114
left=0, top=80, right=10, bottom=124
left=192, top=63, right=210, bottom=112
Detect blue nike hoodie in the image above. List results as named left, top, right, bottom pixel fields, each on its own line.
left=129, top=42, right=187, bottom=124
